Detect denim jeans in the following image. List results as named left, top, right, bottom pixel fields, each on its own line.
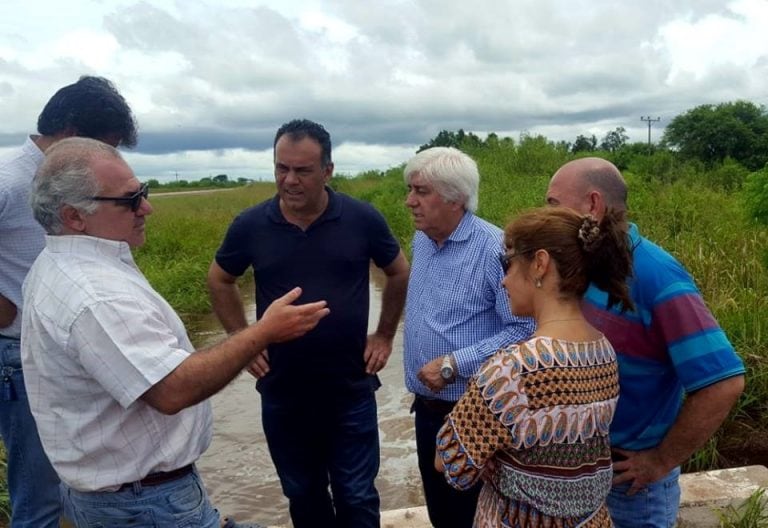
left=63, top=467, right=219, bottom=527
left=413, top=396, right=480, bottom=528
left=607, top=466, right=681, bottom=528
left=262, top=390, right=381, bottom=528
left=0, top=336, right=61, bottom=528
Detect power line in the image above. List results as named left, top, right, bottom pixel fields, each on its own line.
left=640, top=116, right=661, bottom=151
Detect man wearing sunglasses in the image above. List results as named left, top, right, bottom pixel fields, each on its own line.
left=21, top=137, right=329, bottom=527
left=0, top=76, right=137, bottom=528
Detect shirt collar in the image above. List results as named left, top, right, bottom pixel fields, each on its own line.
left=45, top=235, right=136, bottom=266
left=628, top=222, right=641, bottom=249
left=267, top=186, right=341, bottom=226
left=23, top=135, right=45, bottom=164
left=445, top=211, right=474, bottom=243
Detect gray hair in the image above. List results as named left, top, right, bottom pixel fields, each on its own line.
left=31, top=138, right=122, bottom=234
left=403, top=147, right=479, bottom=212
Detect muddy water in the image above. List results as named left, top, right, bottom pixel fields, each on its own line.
left=193, top=267, right=424, bottom=526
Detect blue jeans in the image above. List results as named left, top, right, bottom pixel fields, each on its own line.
left=0, top=336, right=61, bottom=528
left=262, top=390, right=380, bottom=528
left=607, top=466, right=681, bottom=528
left=413, top=396, right=480, bottom=528
left=63, top=467, right=219, bottom=527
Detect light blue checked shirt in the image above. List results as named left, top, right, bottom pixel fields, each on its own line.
left=404, top=212, right=534, bottom=401
left=0, top=136, right=46, bottom=338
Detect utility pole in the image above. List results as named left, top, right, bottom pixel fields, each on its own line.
left=640, top=116, right=661, bottom=153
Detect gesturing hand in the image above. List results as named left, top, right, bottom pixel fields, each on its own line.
left=260, top=287, right=330, bottom=343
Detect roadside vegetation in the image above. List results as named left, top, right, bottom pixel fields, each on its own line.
left=147, top=173, right=254, bottom=193
left=715, top=488, right=768, bottom=528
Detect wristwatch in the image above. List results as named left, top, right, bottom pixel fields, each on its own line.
left=440, top=355, right=456, bottom=382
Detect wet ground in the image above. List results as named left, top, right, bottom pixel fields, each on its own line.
left=193, top=268, right=423, bottom=526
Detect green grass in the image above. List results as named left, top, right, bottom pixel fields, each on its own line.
left=715, top=488, right=768, bottom=528
left=133, top=182, right=276, bottom=318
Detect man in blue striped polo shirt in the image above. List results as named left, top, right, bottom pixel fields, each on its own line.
left=403, top=147, right=534, bottom=527
left=546, top=157, right=745, bottom=528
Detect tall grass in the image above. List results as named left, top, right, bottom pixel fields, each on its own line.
left=715, top=488, right=768, bottom=528
left=133, top=184, right=276, bottom=319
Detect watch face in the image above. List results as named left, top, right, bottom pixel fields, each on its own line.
left=441, top=366, right=454, bottom=380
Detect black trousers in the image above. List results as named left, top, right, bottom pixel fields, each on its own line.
left=413, top=395, right=481, bottom=528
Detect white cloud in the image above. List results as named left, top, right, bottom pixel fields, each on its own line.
left=0, top=0, right=766, bottom=181
left=657, top=0, right=768, bottom=83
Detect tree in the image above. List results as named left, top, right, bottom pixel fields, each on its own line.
left=600, top=127, right=629, bottom=152
left=571, top=134, right=597, bottom=153
left=418, top=129, right=482, bottom=152
left=146, top=179, right=161, bottom=188
left=213, top=174, right=229, bottom=184
left=662, top=100, right=768, bottom=170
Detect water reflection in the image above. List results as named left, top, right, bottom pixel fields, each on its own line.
left=193, top=266, right=422, bottom=526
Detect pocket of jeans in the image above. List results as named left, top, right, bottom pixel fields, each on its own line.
left=166, top=477, right=205, bottom=527
left=80, top=508, right=156, bottom=527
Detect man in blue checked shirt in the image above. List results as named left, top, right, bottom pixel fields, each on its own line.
left=403, top=147, right=534, bottom=527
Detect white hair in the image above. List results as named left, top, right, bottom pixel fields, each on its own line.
left=31, top=138, right=121, bottom=234
left=403, top=147, right=479, bottom=212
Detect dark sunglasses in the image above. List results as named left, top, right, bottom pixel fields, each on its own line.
left=90, top=183, right=149, bottom=212
left=499, top=252, right=512, bottom=273
left=500, top=248, right=535, bottom=273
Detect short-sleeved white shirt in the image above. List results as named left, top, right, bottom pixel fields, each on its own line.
left=21, top=235, right=213, bottom=492
left=0, top=136, right=45, bottom=337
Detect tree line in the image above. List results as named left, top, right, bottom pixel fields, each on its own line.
left=415, top=100, right=768, bottom=226
left=420, top=100, right=768, bottom=172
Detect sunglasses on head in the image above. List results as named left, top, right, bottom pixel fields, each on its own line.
left=90, top=183, right=149, bottom=212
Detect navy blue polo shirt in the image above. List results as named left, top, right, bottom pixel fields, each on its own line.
left=215, top=187, right=400, bottom=399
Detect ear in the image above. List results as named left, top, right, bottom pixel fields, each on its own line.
left=532, top=249, right=551, bottom=278
left=322, top=162, right=334, bottom=183
left=587, top=190, right=605, bottom=219
left=60, top=205, right=88, bottom=233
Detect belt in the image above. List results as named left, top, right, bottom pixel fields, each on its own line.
left=413, top=395, right=456, bottom=416
left=0, top=335, right=20, bottom=341
left=119, top=464, right=194, bottom=491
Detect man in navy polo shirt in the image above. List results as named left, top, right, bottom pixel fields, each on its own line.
left=207, top=119, right=410, bottom=528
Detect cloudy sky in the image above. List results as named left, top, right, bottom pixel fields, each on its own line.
left=1, top=0, right=767, bottom=182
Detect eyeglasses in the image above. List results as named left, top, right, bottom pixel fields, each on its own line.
left=500, top=252, right=513, bottom=273
left=500, top=248, right=535, bottom=273
left=90, top=183, right=149, bottom=212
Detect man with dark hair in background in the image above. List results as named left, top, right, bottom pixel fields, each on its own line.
left=207, top=118, right=410, bottom=528
left=0, top=76, right=137, bottom=528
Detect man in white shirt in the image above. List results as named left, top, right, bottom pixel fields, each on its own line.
left=21, top=137, right=329, bottom=527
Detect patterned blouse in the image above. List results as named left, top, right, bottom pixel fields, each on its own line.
left=437, top=336, right=619, bottom=527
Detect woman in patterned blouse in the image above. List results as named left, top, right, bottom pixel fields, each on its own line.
left=435, top=207, right=634, bottom=528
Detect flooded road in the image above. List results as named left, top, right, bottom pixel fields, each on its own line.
left=193, top=267, right=423, bottom=526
